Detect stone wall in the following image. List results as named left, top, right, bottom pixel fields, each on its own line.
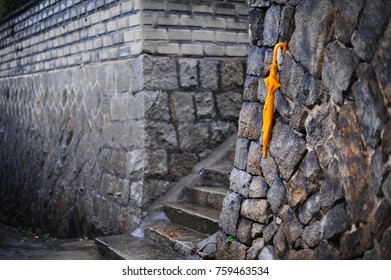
left=0, top=0, right=247, bottom=237
left=217, top=0, right=391, bottom=259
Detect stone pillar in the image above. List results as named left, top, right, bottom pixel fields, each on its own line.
left=218, top=0, right=391, bottom=259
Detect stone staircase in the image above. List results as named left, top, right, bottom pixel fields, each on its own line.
left=95, top=133, right=236, bottom=259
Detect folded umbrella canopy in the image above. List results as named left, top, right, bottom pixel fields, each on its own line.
left=262, top=42, right=287, bottom=158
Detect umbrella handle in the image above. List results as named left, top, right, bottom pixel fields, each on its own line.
left=272, top=42, right=287, bottom=66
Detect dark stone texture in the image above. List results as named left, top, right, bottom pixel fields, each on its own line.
left=280, top=205, right=303, bottom=246
left=215, top=231, right=248, bottom=260
left=334, top=0, right=365, bottom=46
left=302, top=221, right=321, bottom=248
left=260, top=155, right=279, bottom=187
left=267, top=176, right=286, bottom=213
left=237, top=218, right=254, bottom=246
left=371, top=20, right=391, bottom=103
left=229, top=168, right=253, bottom=198
left=240, top=199, right=271, bottom=224
left=273, top=228, right=288, bottom=257
left=289, top=0, right=334, bottom=78
left=288, top=171, right=309, bottom=208
left=300, top=150, right=322, bottom=183
left=279, top=5, right=295, bottom=42
left=319, top=160, right=344, bottom=211
left=315, top=241, right=338, bottom=260
left=285, top=249, right=316, bottom=260
left=179, top=59, right=198, bottom=88
left=263, top=220, right=279, bottom=244
left=263, top=5, right=281, bottom=47
left=280, top=55, right=325, bottom=108
left=370, top=147, right=387, bottom=195
left=247, top=0, right=270, bottom=8
left=243, top=76, right=259, bottom=102
left=269, top=119, right=306, bottom=181
left=234, top=138, right=249, bottom=171
left=246, top=238, right=265, bottom=260
left=372, top=200, right=391, bottom=242
left=248, top=8, right=265, bottom=45
left=238, top=102, right=263, bottom=140
left=383, top=174, right=391, bottom=209
left=169, top=152, right=198, bottom=178
left=340, top=226, right=373, bottom=259
left=322, top=41, right=360, bottom=104
left=298, top=193, right=320, bottom=225
left=352, top=63, right=387, bottom=148
left=351, top=0, right=391, bottom=61
left=382, top=120, right=391, bottom=156
left=221, top=62, right=244, bottom=90
left=249, top=176, right=268, bottom=198
left=289, top=102, right=308, bottom=132
left=219, top=191, right=242, bottom=237
left=275, top=90, right=291, bottom=121
left=215, top=91, right=243, bottom=120
left=247, top=46, right=266, bottom=77
left=194, top=91, right=215, bottom=119
left=252, top=223, right=265, bottom=240
left=246, top=141, right=262, bottom=176
left=258, top=245, right=280, bottom=260
left=320, top=202, right=350, bottom=240
left=200, top=60, right=218, bottom=90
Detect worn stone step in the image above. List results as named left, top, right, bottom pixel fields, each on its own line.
left=164, top=202, right=220, bottom=235
left=199, top=167, right=231, bottom=187
left=95, top=234, right=183, bottom=260
left=144, top=220, right=208, bottom=256
left=185, top=185, right=227, bottom=211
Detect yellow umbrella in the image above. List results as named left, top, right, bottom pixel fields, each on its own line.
left=262, top=42, right=287, bottom=158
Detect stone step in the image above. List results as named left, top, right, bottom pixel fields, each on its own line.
left=95, top=234, right=183, bottom=260
left=144, top=220, right=208, bottom=256
left=164, top=202, right=220, bottom=235
left=185, top=185, right=228, bottom=211
left=199, top=167, right=231, bottom=187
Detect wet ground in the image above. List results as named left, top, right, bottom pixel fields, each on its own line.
left=0, top=223, right=101, bottom=260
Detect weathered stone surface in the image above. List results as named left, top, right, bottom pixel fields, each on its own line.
left=221, top=61, right=244, bottom=89
left=194, top=91, right=215, bottom=119
left=144, top=91, right=171, bottom=121
left=237, top=218, right=254, bottom=246
left=318, top=160, right=344, bottom=211
left=240, top=199, right=271, bottom=224
left=275, top=90, right=291, bottom=120
left=171, top=92, right=195, bottom=121
left=279, top=5, right=295, bottom=42
left=305, top=104, right=335, bottom=149
left=314, top=241, right=337, bottom=260
left=234, top=138, right=249, bottom=170
left=249, top=176, right=268, bottom=198
left=370, top=147, right=387, bottom=195
left=219, top=191, right=242, bottom=237
left=145, top=121, right=177, bottom=149
left=230, top=168, right=253, bottom=198
left=246, top=141, right=262, bottom=175
left=246, top=238, right=265, bottom=260
left=300, top=151, right=322, bottom=183
left=247, top=46, right=266, bottom=77
left=216, top=91, right=243, bottom=120
left=320, top=202, right=350, bottom=240
left=263, top=222, right=280, bottom=246
left=199, top=60, right=218, bottom=90
left=179, top=59, right=198, bottom=88
left=269, top=120, right=306, bottom=181
left=340, top=226, right=373, bottom=259
left=302, top=221, right=321, bottom=248
left=257, top=76, right=268, bottom=102
left=267, top=176, right=286, bottom=213
left=298, top=193, right=320, bottom=225
left=288, top=171, right=309, bottom=208
left=251, top=223, right=265, bottom=239
left=168, top=152, right=198, bottom=178
left=352, top=63, right=387, bottom=148
left=372, top=200, right=391, bottom=242
left=247, top=0, right=270, bottom=8
left=210, top=121, right=237, bottom=145
left=273, top=228, right=288, bottom=257
left=382, top=119, right=391, bottom=156
left=351, top=0, right=391, bottom=61
left=248, top=8, right=265, bottom=45
left=289, top=0, right=334, bottom=78
left=263, top=5, right=281, bottom=47
left=144, top=56, right=178, bottom=90
left=289, top=102, right=308, bottom=132
left=215, top=231, right=248, bottom=260
left=280, top=205, right=302, bottom=245
left=322, top=41, right=360, bottom=104
left=178, top=122, right=209, bottom=150
left=238, top=102, right=263, bottom=140
left=258, top=245, right=280, bottom=260
left=334, top=0, right=365, bottom=46
left=243, top=76, right=259, bottom=102
left=383, top=174, right=391, bottom=208
left=144, top=150, right=168, bottom=177
left=260, top=154, right=279, bottom=187
left=285, top=249, right=316, bottom=260
left=371, top=20, right=391, bottom=102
